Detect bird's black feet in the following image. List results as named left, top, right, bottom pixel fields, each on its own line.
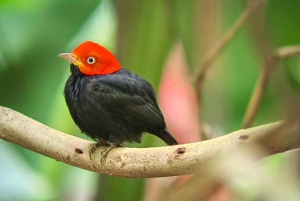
left=89, top=140, right=110, bottom=160
left=100, top=142, right=123, bottom=164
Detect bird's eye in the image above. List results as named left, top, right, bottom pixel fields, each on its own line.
left=87, top=57, right=96, bottom=65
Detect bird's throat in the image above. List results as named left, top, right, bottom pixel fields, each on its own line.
left=70, top=64, right=83, bottom=76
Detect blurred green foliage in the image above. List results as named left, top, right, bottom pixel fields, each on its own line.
left=0, top=0, right=299, bottom=200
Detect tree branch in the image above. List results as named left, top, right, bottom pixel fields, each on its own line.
left=193, top=0, right=266, bottom=101
left=243, top=45, right=300, bottom=128
left=0, top=106, right=299, bottom=178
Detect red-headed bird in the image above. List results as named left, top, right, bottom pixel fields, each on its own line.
left=59, top=41, right=178, bottom=146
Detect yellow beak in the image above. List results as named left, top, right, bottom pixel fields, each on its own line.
left=58, top=53, right=80, bottom=66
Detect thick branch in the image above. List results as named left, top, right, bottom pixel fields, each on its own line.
left=0, top=106, right=299, bottom=178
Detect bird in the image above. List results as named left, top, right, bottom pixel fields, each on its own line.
left=59, top=41, right=178, bottom=150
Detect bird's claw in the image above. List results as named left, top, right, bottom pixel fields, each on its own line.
left=89, top=141, right=109, bottom=160
left=100, top=142, right=123, bottom=164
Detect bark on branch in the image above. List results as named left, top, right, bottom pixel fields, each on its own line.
left=0, top=106, right=299, bottom=178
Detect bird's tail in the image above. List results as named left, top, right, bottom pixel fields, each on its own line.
left=159, top=129, right=178, bottom=145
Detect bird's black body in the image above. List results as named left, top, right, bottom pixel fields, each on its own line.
left=64, top=64, right=178, bottom=145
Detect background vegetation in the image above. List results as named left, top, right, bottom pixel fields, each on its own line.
left=0, top=0, right=299, bottom=200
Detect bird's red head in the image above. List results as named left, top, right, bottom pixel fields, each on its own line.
left=59, top=41, right=121, bottom=75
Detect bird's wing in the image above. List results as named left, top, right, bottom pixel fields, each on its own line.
left=85, top=72, right=165, bottom=133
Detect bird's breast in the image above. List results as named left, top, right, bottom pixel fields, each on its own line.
left=64, top=74, right=85, bottom=108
